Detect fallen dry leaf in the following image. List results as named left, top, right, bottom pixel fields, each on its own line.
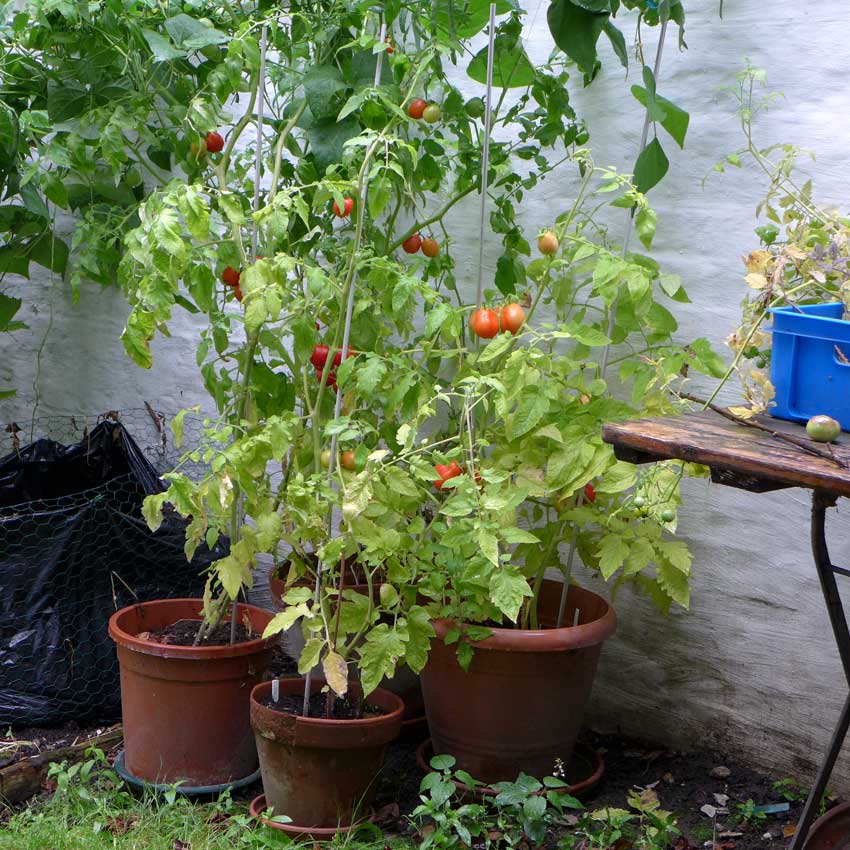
left=783, top=825, right=796, bottom=839
left=106, top=816, right=138, bottom=836
left=640, top=788, right=660, bottom=808
left=663, top=772, right=675, bottom=784
left=206, top=812, right=229, bottom=832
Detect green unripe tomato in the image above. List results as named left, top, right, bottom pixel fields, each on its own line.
left=182, top=2, right=193, bottom=11
left=633, top=495, right=645, bottom=508
left=806, top=415, right=841, bottom=443
left=465, top=97, right=485, bottom=118
left=320, top=449, right=332, bottom=468
left=200, top=45, right=221, bottom=61
left=379, top=583, right=398, bottom=608
left=423, top=104, right=441, bottom=124
left=661, top=509, right=675, bottom=523
left=198, top=16, right=214, bottom=26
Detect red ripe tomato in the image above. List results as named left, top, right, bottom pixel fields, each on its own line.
left=402, top=233, right=422, bottom=254
left=333, top=197, right=354, bottom=218
left=469, top=308, right=500, bottom=339
left=221, top=266, right=240, bottom=287
left=421, top=237, right=439, bottom=257
left=434, top=461, right=463, bottom=491
left=341, top=450, right=357, bottom=471
left=310, top=345, right=329, bottom=369
left=234, top=286, right=243, bottom=303
left=206, top=131, right=224, bottom=153
left=500, top=303, right=526, bottom=335
left=331, top=348, right=357, bottom=367
left=407, top=99, right=427, bottom=119
left=315, top=366, right=337, bottom=391
left=584, top=483, right=596, bottom=503
left=385, top=39, right=394, bottom=54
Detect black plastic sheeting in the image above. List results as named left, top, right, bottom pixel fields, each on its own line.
left=0, top=419, right=220, bottom=727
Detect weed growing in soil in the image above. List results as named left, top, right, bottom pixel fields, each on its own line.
left=560, top=789, right=679, bottom=850
left=734, top=799, right=767, bottom=829
left=412, top=754, right=582, bottom=849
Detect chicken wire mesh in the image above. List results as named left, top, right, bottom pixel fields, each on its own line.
left=0, top=406, right=224, bottom=727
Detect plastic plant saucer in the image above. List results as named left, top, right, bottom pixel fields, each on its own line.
left=414, top=738, right=604, bottom=800
left=249, top=794, right=377, bottom=840
left=114, top=750, right=261, bottom=797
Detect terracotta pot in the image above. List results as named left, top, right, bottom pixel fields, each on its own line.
left=250, top=678, right=403, bottom=829
left=109, top=598, right=274, bottom=786
left=420, top=580, right=616, bottom=784
left=804, top=801, right=850, bottom=850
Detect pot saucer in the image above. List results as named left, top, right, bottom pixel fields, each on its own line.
left=414, top=738, right=604, bottom=799
left=249, top=794, right=375, bottom=839
left=114, top=750, right=260, bottom=797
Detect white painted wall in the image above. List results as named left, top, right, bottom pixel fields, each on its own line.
left=4, top=1, right=850, bottom=787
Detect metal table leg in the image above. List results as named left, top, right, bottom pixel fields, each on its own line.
left=789, top=490, right=850, bottom=850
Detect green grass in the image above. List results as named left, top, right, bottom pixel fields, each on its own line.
left=0, top=750, right=414, bottom=850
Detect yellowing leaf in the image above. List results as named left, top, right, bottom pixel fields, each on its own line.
left=744, top=272, right=768, bottom=290
left=322, top=651, right=349, bottom=697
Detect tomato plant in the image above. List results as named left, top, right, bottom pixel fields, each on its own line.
left=85, top=0, right=706, bottom=697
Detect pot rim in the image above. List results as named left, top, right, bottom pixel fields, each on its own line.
left=108, top=598, right=274, bottom=660
left=250, top=678, right=404, bottom=729
left=430, top=584, right=616, bottom=652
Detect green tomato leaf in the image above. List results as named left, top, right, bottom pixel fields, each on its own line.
left=489, top=567, right=532, bottom=622
left=597, top=533, right=630, bottom=580
left=359, top=623, right=406, bottom=696
left=467, top=38, right=536, bottom=89
left=631, top=85, right=690, bottom=149
left=602, top=19, right=627, bottom=67
left=547, top=0, right=607, bottom=76
left=507, top=386, right=549, bottom=441
left=164, top=14, right=227, bottom=50
left=142, top=29, right=187, bottom=61
left=633, top=137, right=669, bottom=194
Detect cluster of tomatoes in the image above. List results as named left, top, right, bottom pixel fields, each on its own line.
left=221, top=265, right=243, bottom=302
left=402, top=232, right=439, bottom=257
left=310, top=344, right=356, bottom=392
left=468, top=303, right=526, bottom=339
left=407, top=99, right=441, bottom=123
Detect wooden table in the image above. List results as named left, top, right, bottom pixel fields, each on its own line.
left=602, top=410, right=850, bottom=850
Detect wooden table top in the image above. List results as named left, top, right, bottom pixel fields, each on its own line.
left=602, top=410, right=850, bottom=496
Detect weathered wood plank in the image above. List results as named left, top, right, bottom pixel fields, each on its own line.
left=602, top=411, right=850, bottom=496
left=0, top=726, right=123, bottom=805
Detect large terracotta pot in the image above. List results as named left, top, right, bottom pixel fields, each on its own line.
left=109, top=598, right=274, bottom=786
left=420, top=580, right=616, bottom=784
left=250, top=678, right=403, bottom=829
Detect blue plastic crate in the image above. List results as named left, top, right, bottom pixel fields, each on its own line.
left=768, top=302, right=850, bottom=431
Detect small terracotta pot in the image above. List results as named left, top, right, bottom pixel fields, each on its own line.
left=250, top=678, right=403, bottom=829
left=420, top=580, right=616, bottom=784
left=109, top=598, right=274, bottom=786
